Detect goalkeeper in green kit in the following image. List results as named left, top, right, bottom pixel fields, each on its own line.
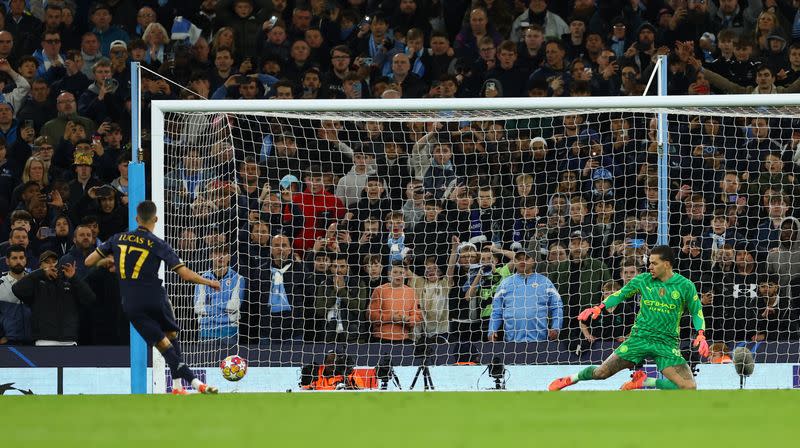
left=549, top=246, right=709, bottom=391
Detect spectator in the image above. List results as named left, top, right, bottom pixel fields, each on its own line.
left=194, top=245, right=245, bottom=347
left=141, top=23, right=171, bottom=66
left=335, top=143, right=377, bottom=207
left=5, top=0, right=43, bottom=57
left=748, top=274, right=796, bottom=341
left=455, top=7, right=503, bottom=61
left=67, top=151, right=103, bottom=213
left=368, top=261, right=421, bottom=343
left=387, top=52, right=427, bottom=98
left=407, top=240, right=459, bottom=342
left=263, top=234, right=313, bottom=340
left=709, top=0, right=762, bottom=36
left=312, top=253, right=368, bottom=343
left=89, top=3, right=130, bottom=57
left=40, top=92, right=96, bottom=149
left=423, top=142, right=457, bottom=200
left=39, top=214, right=72, bottom=258
left=766, top=217, right=800, bottom=294
left=294, top=165, right=345, bottom=252
left=58, top=224, right=96, bottom=281
left=756, top=194, right=791, bottom=253
left=17, top=79, right=53, bottom=133
left=547, top=230, right=611, bottom=345
left=78, top=58, right=125, bottom=123
left=488, top=249, right=563, bottom=342
left=12, top=250, right=95, bottom=346
left=0, top=245, right=30, bottom=344
left=510, top=0, right=569, bottom=42
left=579, top=280, right=634, bottom=345
left=486, top=40, right=527, bottom=97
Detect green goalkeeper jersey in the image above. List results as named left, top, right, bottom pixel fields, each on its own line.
left=602, top=272, right=705, bottom=344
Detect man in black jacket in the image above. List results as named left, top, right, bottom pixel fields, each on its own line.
left=11, top=250, right=95, bottom=345
left=262, top=233, right=314, bottom=342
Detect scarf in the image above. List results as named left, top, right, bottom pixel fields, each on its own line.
left=269, top=263, right=292, bottom=313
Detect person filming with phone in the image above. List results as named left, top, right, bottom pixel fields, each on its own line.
left=78, top=59, right=124, bottom=123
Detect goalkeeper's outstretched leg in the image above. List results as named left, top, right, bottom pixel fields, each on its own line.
left=548, top=354, right=634, bottom=391
left=621, top=363, right=697, bottom=390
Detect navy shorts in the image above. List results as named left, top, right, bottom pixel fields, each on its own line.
left=124, top=296, right=180, bottom=346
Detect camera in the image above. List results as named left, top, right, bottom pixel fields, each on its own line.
left=481, top=264, right=493, bottom=275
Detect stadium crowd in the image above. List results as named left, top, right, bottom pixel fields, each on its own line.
left=0, top=0, right=799, bottom=355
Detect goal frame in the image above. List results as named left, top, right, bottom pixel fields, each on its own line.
left=145, top=93, right=800, bottom=393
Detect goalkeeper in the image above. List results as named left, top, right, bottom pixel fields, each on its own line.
left=549, top=246, right=708, bottom=391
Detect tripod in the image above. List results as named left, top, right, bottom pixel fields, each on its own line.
left=380, top=369, right=402, bottom=390
left=409, top=358, right=435, bottom=390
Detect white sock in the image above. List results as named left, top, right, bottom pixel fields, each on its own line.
left=173, top=378, right=183, bottom=390
left=569, top=374, right=579, bottom=382
left=191, top=378, right=204, bottom=389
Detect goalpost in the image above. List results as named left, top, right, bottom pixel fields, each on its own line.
left=144, top=94, right=800, bottom=393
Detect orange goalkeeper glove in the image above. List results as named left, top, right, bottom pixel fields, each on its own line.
left=578, top=303, right=605, bottom=321
left=693, top=330, right=709, bottom=358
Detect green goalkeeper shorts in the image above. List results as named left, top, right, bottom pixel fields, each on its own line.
left=614, top=334, right=687, bottom=372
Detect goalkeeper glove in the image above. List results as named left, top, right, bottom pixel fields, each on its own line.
left=693, top=330, right=709, bottom=358
left=578, top=303, right=605, bottom=321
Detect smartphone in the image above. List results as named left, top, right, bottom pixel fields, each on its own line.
left=608, top=55, right=616, bottom=64
left=629, top=239, right=644, bottom=249
left=92, top=134, right=102, bottom=146
left=486, top=81, right=496, bottom=91
left=236, top=75, right=249, bottom=84
left=267, top=15, right=278, bottom=28
left=359, top=16, right=371, bottom=28
left=728, top=194, right=738, bottom=203
left=39, top=227, right=54, bottom=238
left=24, top=119, right=34, bottom=129
left=362, top=57, right=373, bottom=66
left=352, top=81, right=362, bottom=98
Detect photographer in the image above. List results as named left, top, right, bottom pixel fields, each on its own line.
left=11, top=250, right=95, bottom=346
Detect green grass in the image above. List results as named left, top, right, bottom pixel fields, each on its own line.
left=4, top=391, right=797, bottom=446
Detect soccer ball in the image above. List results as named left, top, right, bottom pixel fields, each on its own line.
left=220, top=355, right=247, bottom=382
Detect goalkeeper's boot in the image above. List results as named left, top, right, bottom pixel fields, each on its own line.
left=620, top=370, right=647, bottom=391
left=197, top=383, right=219, bottom=394
left=548, top=376, right=575, bottom=391
left=171, top=387, right=190, bottom=396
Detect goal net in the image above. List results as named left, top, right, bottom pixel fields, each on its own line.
left=151, top=97, right=800, bottom=391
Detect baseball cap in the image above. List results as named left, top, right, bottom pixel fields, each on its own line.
left=110, top=40, right=127, bottom=51
left=570, top=230, right=588, bottom=240
left=529, top=136, right=548, bottom=149
left=592, top=168, right=613, bottom=181
left=279, top=174, right=300, bottom=189
left=514, top=247, right=538, bottom=259
left=39, top=250, right=59, bottom=263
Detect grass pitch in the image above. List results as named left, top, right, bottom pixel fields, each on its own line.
left=4, top=390, right=796, bottom=447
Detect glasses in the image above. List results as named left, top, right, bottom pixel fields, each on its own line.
left=111, top=50, right=126, bottom=56
left=44, top=39, right=61, bottom=44
left=0, top=40, right=11, bottom=44
left=57, top=99, right=76, bottom=104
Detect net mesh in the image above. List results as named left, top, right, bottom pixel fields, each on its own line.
left=158, top=105, right=800, bottom=377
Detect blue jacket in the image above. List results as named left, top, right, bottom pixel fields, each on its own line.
left=194, top=268, right=245, bottom=339
left=489, top=272, right=563, bottom=342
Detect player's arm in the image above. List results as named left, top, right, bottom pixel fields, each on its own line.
left=579, top=275, right=641, bottom=321
left=176, top=266, right=221, bottom=291
left=85, top=240, right=114, bottom=269
left=686, top=282, right=709, bottom=357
